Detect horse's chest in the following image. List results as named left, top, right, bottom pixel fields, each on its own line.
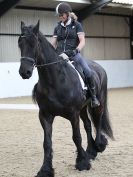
left=38, top=94, right=64, bottom=112
left=37, top=86, right=85, bottom=115
left=38, top=92, right=76, bottom=114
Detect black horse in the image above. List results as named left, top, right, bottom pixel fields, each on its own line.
left=18, top=21, right=113, bottom=177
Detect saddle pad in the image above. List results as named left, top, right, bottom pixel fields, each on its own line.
left=67, top=60, right=87, bottom=90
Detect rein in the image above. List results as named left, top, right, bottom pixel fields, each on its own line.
left=21, top=57, right=65, bottom=68
left=34, top=59, right=64, bottom=68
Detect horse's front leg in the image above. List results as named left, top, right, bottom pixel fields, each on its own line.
left=70, top=111, right=91, bottom=171
left=36, top=110, right=54, bottom=177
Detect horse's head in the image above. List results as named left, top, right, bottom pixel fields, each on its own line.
left=18, top=21, right=40, bottom=79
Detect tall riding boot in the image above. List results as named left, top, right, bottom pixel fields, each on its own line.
left=87, top=76, right=100, bottom=108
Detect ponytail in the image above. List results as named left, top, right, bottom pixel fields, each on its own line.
left=70, top=12, right=78, bottom=21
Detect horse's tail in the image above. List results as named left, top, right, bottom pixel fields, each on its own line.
left=32, top=83, right=37, bottom=104
left=100, top=86, right=114, bottom=140
left=89, top=75, right=114, bottom=140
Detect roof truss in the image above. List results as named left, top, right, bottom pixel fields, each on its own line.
left=0, top=0, right=20, bottom=17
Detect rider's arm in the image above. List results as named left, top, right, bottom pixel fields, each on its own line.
left=75, top=21, right=85, bottom=52
left=51, top=37, right=57, bottom=49
left=51, top=26, right=58, bottom=49
left=77, top=33, right=85, bottom=51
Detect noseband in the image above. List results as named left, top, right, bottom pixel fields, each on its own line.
left=21, top=57, right=35, bottom=63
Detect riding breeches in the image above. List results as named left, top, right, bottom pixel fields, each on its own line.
left=72, top=53, right=92, bottom=79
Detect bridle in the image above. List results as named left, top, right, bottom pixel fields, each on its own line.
left=20, top=34, right=64, bottom=68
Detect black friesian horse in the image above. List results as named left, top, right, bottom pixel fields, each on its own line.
left=18, top=21, right=113, bottom=177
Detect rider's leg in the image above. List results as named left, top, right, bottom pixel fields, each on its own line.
left=72, top=53, right=100, bottom=108
left=87, top=76, right=100, bottom=107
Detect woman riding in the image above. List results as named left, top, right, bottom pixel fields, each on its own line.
left=51, top=2, right=100, bottom=108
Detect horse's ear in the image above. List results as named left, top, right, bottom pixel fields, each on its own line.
left=33, top=20, right=40, bottom=35
left=21, top=21, right=25, bottom=30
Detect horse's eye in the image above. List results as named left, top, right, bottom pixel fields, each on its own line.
left=18, top=35, right=25, bottom=48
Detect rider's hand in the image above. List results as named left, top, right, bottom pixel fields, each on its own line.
left=73, top=48, right=80, bottom=56
left=64, top=50, right=73, bottom=57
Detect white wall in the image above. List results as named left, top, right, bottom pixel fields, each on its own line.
left=0, top=60, right=133, bottom=98
left=0, top=63, right=38, bottom=98
left=96, top=60, right=133, bottom=88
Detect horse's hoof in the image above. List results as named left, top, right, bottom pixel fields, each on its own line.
left=35, top=168, right=54, bottom=177
left=35, top=173, right=54, bottom=177
left=86, top=149, right=97, bottom=160
left=75, top=157, right=91, bottom=171
left=95, top=135, right=108, bottom=152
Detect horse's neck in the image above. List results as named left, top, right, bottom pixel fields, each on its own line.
left=38, top=35, right=58, bottom=64
left=37, top=36, right=63, bottom=88
left=38, top=64, right=59, bottom=79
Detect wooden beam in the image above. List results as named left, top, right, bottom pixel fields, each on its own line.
left=0, top=0, right=20, bottom=17
left=77, top=0, right=112, bottom=21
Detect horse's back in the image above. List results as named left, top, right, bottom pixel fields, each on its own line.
left=88, top=60, right=107, bottom=77
left=87, top=60, right=107, bottom=95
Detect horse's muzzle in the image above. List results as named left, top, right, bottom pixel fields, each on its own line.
left=19, top=68, right=32, bottom=79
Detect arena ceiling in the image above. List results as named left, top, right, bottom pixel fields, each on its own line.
left=0, top=0, right=133, bottom=17
left=0, top=0, right=113, bottom=20
left=16, top=0, right=133, bottom=17
left=17, top=0, right=91, bottom=11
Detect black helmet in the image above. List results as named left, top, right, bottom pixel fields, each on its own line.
left=56, top=2, right=72, bottom=15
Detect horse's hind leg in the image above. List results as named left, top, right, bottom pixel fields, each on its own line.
left=36, top=110, right=54, bottom=177
left=70, top=111, right=91, bottom=171
left=80, top=106, right=97, bottom=160
left=91, top=106, right=108, bottom=153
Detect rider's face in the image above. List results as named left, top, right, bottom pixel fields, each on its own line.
left=58, top=13, right=68, bottom=23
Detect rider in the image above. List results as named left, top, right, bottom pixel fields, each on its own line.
left=51, top=2, right=100, bottom=108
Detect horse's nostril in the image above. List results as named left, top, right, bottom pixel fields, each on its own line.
left=27, top=71, right=31, bottom=75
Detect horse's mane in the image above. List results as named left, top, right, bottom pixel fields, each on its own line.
left=38, top=31, right=59, bottom=60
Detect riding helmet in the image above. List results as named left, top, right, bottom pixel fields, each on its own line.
left=56, top=2, right=72, bottom=15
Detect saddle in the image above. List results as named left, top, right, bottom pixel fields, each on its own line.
left=59, top=53, right=87, bottom=90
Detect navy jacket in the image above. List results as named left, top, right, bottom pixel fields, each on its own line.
left=53, top=18, right=84, bottom=54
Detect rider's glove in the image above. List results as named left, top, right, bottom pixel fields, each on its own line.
left=73, top=48, right=80, bottom=56
left=64, top=50, right=73, bottom=57
left=59, top=53, right=69, bottom=60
